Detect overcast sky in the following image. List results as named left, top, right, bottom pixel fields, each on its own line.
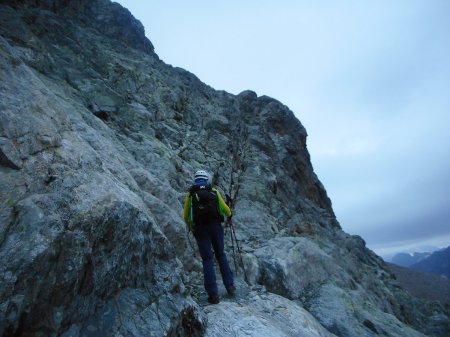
left=114, top=0, right=450, bottom=258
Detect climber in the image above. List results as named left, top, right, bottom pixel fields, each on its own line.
left=183, top=169, right=235, bottom=304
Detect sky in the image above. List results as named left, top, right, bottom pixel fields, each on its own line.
left=114, top=0, right=450, bottom=258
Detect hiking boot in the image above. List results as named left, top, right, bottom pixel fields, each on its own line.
left=207, top=294, right=220, bottom=304
left=226, top=286, right=236, bottom=297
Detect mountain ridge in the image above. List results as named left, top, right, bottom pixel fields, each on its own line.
left=0, top=1, right=449, bottom=336
left=386, top=262, right=450, bottom=305
left=410, top=246, right=450, bottom=278
left=390, top=251, right=432, bottom=267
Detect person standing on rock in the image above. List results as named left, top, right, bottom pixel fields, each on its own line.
left=183, top=169, right=235, bottom=304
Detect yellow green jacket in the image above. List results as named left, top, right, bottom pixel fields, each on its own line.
left=183, top=187, right=232, bottom=231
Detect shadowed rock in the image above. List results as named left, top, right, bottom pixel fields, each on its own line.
left=0, top=149, right=20, bottom=170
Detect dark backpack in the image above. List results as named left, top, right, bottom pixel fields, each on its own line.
left=190, top=184, right=222, bottom=224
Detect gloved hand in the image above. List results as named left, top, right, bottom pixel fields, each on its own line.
left=225, top=217, right=232, bottom=227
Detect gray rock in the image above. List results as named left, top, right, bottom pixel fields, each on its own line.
left=204, top=292, right=336, bottom=337
left=0, top=1, right=448, bottom=337
left=309, top=284, right=427, bottom=337
left=252, top=237, right=440, bottom=336
left=255, top=237, right=350, bottom=299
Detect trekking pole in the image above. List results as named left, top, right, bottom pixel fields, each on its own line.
left=227, top=219, right=239, bottom=273
left=229, top=219, right=249, bottom=283
left=225, top=194, right=239, bottom=274
left=226, top=194, right=249, bottom=283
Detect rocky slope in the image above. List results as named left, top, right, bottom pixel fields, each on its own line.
left=0, top=1, right=449, bottom=336
left=386, top=263, right=450, bottom=305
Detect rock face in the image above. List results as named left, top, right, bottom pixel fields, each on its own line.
left=0, top=1, right=449, bottom=336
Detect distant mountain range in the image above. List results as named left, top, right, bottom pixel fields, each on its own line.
left=1, top=1, right=449, bottom=336
left=386, top=262, right=450, bottom=305
left=390, top=252, right=432, bottom=267
left=386, top=246, right=450, bottom=306
left=389, top=246, right=450, bottom=278
left=410, top=246, right=450, bottom=278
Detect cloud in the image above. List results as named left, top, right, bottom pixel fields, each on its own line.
left=371, top=234, right=450, bottom=258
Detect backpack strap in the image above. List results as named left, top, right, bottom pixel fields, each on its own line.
left=194, top=191, right=200, bottom=202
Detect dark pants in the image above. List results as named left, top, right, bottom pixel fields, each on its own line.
left=194, top=220, right=234, bottom=296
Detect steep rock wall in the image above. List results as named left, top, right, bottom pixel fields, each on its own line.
left=0, top=1, right=448, bottom=336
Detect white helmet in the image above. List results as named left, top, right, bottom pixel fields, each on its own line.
left=194, top=170, right=209, bottom=183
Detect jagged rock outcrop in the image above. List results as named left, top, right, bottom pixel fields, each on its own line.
left=0, top=1, right=449, bottom=336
